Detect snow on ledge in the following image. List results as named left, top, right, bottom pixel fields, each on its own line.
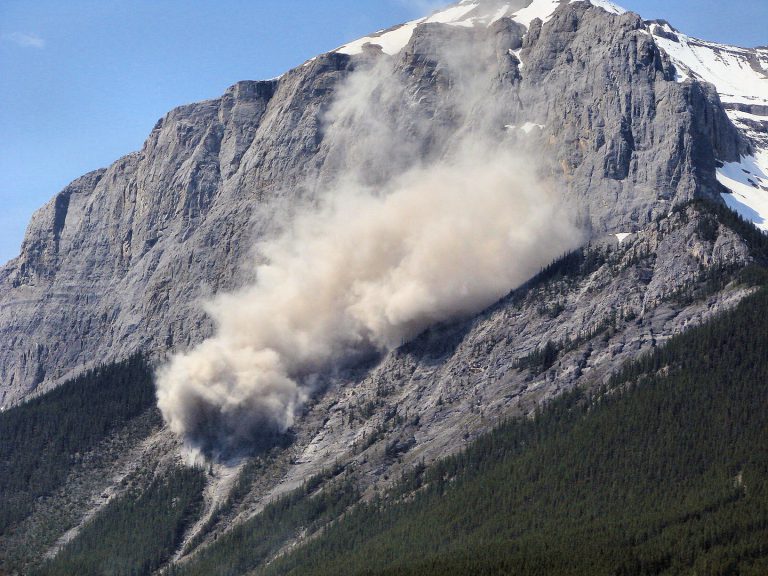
left=505, top=122, right=546, bottom=134
left=580, top=0, right=626, bottom=14
left=718, top=149, right=768, bottom=232
left=336, top=2, right=479, bottom=56
left=615, top=233, right=632, bottom=243
left=513, top=0, right=625, bottom=27
left=336, top=0, right=628, bottom=57
left=508, top=0, right=562, bottom=28
left=336, top=20, right=425, bottom=56
left=650, top=22, right=768, bottom=107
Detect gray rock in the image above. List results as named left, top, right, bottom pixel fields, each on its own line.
left=0, top=2, right=752, bottom=414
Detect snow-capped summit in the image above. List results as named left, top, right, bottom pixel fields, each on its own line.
left=338, top=0, right=766, bottom=113
left=337, top=0, right=626, bottom=55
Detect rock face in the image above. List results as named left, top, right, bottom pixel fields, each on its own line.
left=520, top=6, right=745, bottom=229
left=0, top=1, right=750, bottom=407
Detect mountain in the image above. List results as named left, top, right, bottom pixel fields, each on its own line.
left=1, top=0, right=768, bottom=573
left=0, top=0, right=754, bottom=408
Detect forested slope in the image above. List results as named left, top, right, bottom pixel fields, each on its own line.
left=5, top=204, right=768, bottom=576
left=254, top=284, right=768, bottom=575
left=0, top=355, right=163, bottom=572
left=0, top=355, right=157, bottom=535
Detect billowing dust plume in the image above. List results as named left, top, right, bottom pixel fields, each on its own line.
left=156, top=23, right=583, bottom=457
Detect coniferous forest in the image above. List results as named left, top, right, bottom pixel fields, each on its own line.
left=177, top=283, right=768, bottom=575
left=0, top=354, right=158, bottom=536
left=35, top=466, right=205, bottom=576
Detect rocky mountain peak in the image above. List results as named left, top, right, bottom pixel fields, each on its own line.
left=0, top=0, right=759, bottom=412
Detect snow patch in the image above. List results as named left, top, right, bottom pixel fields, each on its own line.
left=521, top=122, right=545, bottom=133
left=718, top=149, right=768, bottom=232
left=337, top=0, right=630, bottom=57
left=513, top=0, right=625, bottom=27
left=650, top=23, right=768, bottom=107
left=577, top=0, right=626, bottom=15
left=490, top=4, right=515, bottom=23
left=425, top=3, right=479, bottom=25
left=505, top=122, right=545, bottom=133
left=337, top=20, right=424, bottom=56
left=336, top=2, right=481, bottom=55
left=615, top=232, right=632, bottom=243
left=510, top=47, right=524, bottom=70
left=727, top=109, right=768, bottom=124
left=509, top=0, right=562, bottom=28
left=726, top=108, right=768, bottom=142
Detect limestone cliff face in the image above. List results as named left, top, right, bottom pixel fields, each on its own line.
left=0, top=1, right=748, bottom=406
left=519, top=5, right=745, bottom=229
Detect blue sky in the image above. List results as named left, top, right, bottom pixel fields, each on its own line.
left=1, top=0, right=766, bottom=264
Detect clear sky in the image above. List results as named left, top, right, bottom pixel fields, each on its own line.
left=1, top=0, right=766, bottom=265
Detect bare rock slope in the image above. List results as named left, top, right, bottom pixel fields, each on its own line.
left=0, top=1, right=748, bottom=406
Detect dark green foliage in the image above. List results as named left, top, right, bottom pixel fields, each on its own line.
left=259, top=286, right=768, bottom=576
left=36, top=466, right=205, bottom=576
left=511, top=246, right=609, bottom=302
left=738, top=263, right=768, bottom=286
left=696, top=212, right=719, bottom=242
left=514, top=339, right=560, bottom=372
left=8, top=198, right=768, bottom=575
left=670, top=261, right=746, bottom=305
left=528, top=249, right=588, bottom=285
left=180, top=456, right=272, bottom=555
left=174, top=471, right=360, bottom=576
left=400, top=247, right=610, bottom=363
left=694, top=200, right=768, bottom=262
left=0, top=354, right=158, bottom=535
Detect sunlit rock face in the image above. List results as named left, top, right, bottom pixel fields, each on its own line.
left=0, top=1, right=748, bottom=410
